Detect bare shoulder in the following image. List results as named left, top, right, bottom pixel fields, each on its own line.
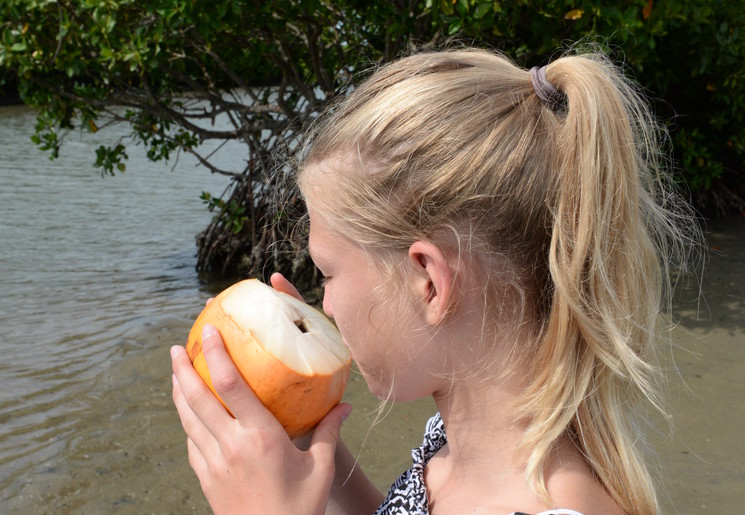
left=542, top=448, right=625, bottom=515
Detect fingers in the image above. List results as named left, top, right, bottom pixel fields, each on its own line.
left=186, top=435, right=208, bottom=478
left=309, top=403, right=352, bottom=465
left=171, top=363, right=220, bottom=462
left=171, top=341, right=233, bottom=440
left=270, top=272, right=305, bottom=301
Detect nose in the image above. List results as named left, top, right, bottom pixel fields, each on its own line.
left=322, top=290, right=333, bottom=319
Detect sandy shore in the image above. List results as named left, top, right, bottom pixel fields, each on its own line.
left=651, top=215, right=745, bottom=512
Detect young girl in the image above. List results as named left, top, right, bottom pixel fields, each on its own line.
left=171, top=47, right=693, bottom=514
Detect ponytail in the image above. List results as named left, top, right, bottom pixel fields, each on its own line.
left=516, top=53, right=691, bottom=514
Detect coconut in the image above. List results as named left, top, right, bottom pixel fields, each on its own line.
left=185, top=279, right=351, bottom=439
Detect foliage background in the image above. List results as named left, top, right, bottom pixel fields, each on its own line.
left=2, top=0, right=744, bottom=287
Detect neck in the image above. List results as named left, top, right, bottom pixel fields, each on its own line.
left=427, top=376, right=619, bottom=514
left=432, top=369, right=528, bottom=467
left=423, top=317, right=543, bottom=510
left=430, top=307, right=534, bottom=468
left=421, top=307, right=616, bottom=513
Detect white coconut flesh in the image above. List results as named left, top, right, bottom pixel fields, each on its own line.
left=220, top=280, right=350, bottom=376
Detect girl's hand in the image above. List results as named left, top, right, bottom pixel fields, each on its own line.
left=171, top=274, right=352, bottom=515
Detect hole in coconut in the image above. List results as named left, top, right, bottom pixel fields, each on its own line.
left=294, top=319, right=308, bottom=333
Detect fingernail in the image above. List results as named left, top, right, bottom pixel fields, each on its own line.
left=171, top=373, right=179, bottom=386
left=170, top=345, right=181, bottom=358
left=202, top=324, right=218, bottom=340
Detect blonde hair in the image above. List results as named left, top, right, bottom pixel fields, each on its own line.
left=298, top=47, right=695, bottom=514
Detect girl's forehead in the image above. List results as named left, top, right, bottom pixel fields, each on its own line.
left=302, top=150, right=381, bottom=183
left=299, top=159, right=348, bottom=214
left=304, top=155, right=349, bottom=178
left=299, top=159, right=338, bottom=194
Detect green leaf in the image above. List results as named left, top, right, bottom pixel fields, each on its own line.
left=104, top=15, right=116, bottom=33
left=473, top=2, right=492, bottom=20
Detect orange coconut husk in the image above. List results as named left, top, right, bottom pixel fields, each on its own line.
left=185, top=279, right=351, bottom=439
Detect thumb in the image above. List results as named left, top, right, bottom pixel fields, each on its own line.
left=270, top=272, right=305, bottom=302
left=309, top=403, right=352, bottom=459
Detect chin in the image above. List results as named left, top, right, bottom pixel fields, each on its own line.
left=358, top=368, right=395, bottom=401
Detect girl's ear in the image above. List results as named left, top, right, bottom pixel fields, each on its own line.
left=408, top=241, right=454, bottom=326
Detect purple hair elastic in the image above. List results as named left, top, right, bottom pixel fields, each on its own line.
left=530, top=66, right=566, bottom=111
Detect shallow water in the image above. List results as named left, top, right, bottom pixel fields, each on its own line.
left=0, top=105, right=231, bottom=512
left=1, top=104, right=743, bottom=513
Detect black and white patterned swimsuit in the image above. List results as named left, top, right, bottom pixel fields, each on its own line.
left=373, top=412, right=585, bottom=515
